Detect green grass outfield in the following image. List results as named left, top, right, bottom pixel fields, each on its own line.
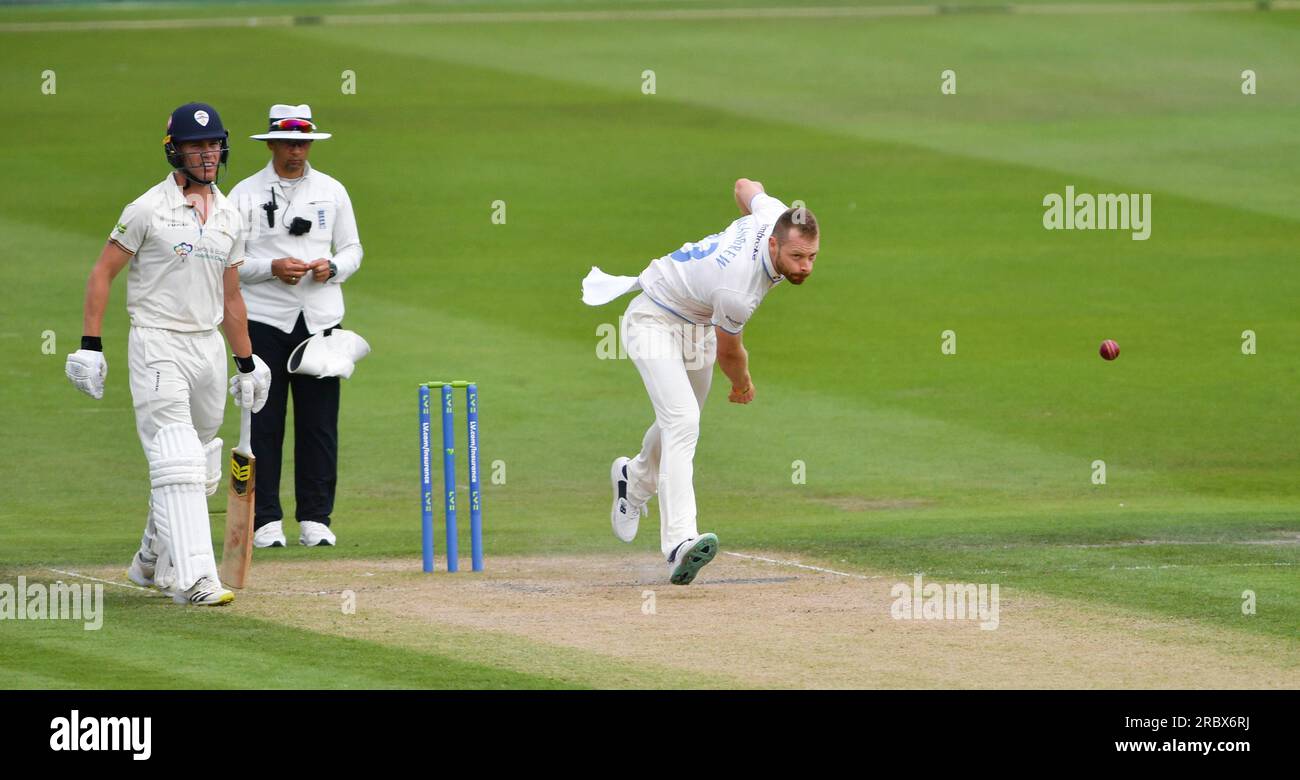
left=1, top=0, right=1297, bottom=688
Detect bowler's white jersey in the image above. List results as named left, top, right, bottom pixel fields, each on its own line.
left=636, top=193, right=788, bottom=334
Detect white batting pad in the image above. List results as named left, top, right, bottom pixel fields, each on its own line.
left=137, top=504, right=158, bottom=562
left=148, top=423, right=218, bottom=592
left=202, top=437, right=223, bottom=497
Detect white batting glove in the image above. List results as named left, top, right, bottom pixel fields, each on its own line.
left=249, top=354, right=271, bottom=413
left=66, top=349, right=107, bottom=400
left=229, top=355, right=272, bottom=413
left=229, top=370, right=254, bottom=410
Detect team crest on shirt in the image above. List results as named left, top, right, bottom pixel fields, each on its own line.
left=173, top=242, right=193, bottom=259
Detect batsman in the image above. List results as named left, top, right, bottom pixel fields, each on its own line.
left=64, top=102, right=271, bottom=606
left=582, top=179, right=819, bottom=585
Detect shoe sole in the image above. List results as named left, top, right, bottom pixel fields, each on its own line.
left=670, top=533, right=719, bottom=586
left=610, top=457, right=636, bottom=543
left=174, top=592, right=234, bottom=606
left=254, top=540, right=285, bottom=549
left=300, top=539, right=334, bottom=547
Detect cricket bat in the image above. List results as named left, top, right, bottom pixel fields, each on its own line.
left=219, top=406, right=255, bottom=589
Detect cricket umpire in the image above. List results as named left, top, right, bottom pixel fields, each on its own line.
left=229, top=104, right=363, bottom=548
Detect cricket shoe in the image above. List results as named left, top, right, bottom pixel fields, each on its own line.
left=126, top=551, right=156, bottom=588
left=667, top=533, right=719, bottom=586
left=253, top=520, right=287, bottom=548
left=173, top=576, right=234, bottom=606
left=299, top=520, right=336, bottom=547
left=610, top=457, right=646, bottom=543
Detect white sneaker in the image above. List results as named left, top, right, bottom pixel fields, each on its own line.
left=299, top=520, right=336, bottom=547
left=126, top=551, right=155, bottom=588
left=173, top=576, right=234, bottom=606
left=253, top=520, right=287, bottom=548
left=610, top=457, right=645, bottom=543
left=667, top=533, right=719, bottom=586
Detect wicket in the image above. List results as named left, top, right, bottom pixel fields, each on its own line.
left=419, top=381, right=483, bottom=572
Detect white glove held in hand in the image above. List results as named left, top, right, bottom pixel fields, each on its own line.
left=229, top=355, right=272, bottom=413
left=66, top=349, right=107, bottom=400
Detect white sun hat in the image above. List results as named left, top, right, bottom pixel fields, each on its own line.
left=250, top=104, right=333, bottom=141
left=287, top=329, right=371, bottom=379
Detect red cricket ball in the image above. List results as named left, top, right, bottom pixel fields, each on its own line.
left=1099, top=339, right=1120, bottom=361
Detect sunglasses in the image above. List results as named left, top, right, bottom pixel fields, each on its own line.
left=269, top=118, right=317, bottom=132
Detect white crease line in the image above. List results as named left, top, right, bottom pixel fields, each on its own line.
left=726, top=553, right=1297, bottom=580
left=724, top=551, right=884, bottom=580
left=46, top=567, right=152, bottom=592
left=1, top=2, right=1294, bottom=33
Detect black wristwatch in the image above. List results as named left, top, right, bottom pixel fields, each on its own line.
left=327, top=261, right=338, bottom=280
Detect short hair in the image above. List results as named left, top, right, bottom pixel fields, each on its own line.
left=773, top=206, right=818, bottom=242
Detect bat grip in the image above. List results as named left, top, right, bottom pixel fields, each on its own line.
left=238, top=406, right=252, bottom=456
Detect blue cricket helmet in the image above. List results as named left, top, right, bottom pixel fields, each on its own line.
left=163, top=102, right=230, bottom=181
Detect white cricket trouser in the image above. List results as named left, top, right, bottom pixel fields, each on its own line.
left=621, top=294, right=716, bottom=558
left=127, top=327, right=227, bottom=448
left=127, top=326, right=226, bottom=583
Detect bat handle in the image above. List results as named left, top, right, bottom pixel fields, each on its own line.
left=239, top=406, right=253, bottom=456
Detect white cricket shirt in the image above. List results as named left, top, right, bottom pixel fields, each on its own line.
left=637, top=192, right=788, bottom=334
left=108, top=173, right=245, bottom=333
left=229, top=161, right=363, bottom=334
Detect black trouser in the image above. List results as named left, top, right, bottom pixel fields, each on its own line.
left=249, top=314, right=340, bottom=528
